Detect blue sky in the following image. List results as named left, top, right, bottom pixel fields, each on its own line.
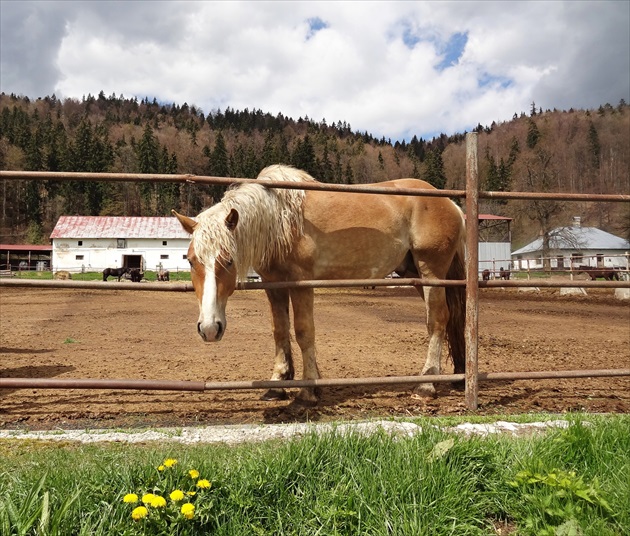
left=1, top=1, right=628, bottom=142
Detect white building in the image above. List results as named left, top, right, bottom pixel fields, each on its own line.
left=511, top=218, right=630, bottom=270
left=50, top=216, right=191, bottom=273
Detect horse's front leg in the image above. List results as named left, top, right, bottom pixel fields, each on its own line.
left=414, top=285, right=449, bottom=398
left=290, top=287, right=321, bottom=404
left=261, top=288, right=294, bottom=401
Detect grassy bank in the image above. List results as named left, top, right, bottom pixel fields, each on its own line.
left=1, top=415, right=628, bottom=535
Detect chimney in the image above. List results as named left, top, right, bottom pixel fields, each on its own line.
left=573, top=216, right=581, bottom=228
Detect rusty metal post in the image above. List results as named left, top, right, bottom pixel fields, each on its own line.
left=465, top=133, right=480, bottom=410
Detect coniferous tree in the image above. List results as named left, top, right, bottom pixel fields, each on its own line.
left=423, top=149, right=446, bottom=189
left=526, top=119, right=541, bottom=149
left=587, top=121, right=601, bottom=168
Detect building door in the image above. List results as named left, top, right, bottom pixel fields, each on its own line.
left=124, top=255, right=143, bottom=270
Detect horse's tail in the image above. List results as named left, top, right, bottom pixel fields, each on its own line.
left=445, top=227, right=467, bottom=374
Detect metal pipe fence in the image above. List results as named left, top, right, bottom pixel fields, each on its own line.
left=1, top=133, right=629, bottom=411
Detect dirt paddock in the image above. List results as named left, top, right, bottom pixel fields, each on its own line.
left=1, top=285, right=629, bottom=430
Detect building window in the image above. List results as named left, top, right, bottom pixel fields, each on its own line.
left=183, top=254, right=187, bottom=260
left=76, top=255, right=84, bottom=261
left=117, top=239, right=127, bottom=248
left=78, top=240, right=83, bottom=246
left=160, top=254, right=169, bottom=260
left=162, top=240, right=168, bottom=246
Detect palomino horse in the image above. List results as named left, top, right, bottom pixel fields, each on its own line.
left=173, top=164, right=467, bottom=404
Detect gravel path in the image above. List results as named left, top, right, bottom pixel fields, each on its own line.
left=0, top=419, right=573, bottom=444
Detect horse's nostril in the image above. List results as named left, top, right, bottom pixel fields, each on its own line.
left=215, top=321, right=223, bottom=340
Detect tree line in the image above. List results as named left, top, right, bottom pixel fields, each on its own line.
left=0, top=92, right=628, bottom=246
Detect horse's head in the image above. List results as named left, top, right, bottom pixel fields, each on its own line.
left=173, top=208, right=239, bottom=342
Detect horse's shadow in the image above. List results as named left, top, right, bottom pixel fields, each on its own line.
left=261, top=381, right=464, bottom=423
left=0, top=361, right=75, bottom=397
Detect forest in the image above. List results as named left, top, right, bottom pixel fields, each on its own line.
left=0, top=91, right=628, bottom=249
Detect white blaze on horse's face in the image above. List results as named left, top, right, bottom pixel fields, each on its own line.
left=188, top=243, right=237, bottom=342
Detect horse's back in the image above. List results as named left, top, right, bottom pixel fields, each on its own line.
left=285, top=178, right=464, bottom=280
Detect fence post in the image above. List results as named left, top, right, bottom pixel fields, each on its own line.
left=465, top=133, right=479, bottom=410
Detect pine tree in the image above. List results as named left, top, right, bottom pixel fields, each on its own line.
left=587, top=121, right=601, bottom=168
left=526, top=119, right=540, bottom=149
left=422, top=149, right=446, bottom=189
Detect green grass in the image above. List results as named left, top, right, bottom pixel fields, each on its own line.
left=1, top=415, right=628, bottom=535
left=11, top=270, right=191, bottom=282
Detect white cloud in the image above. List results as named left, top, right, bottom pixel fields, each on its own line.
left=1, top=0, right=628, bottom=141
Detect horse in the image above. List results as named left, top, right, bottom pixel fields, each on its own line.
left=157, top=269, right=170, bottom=281
left=103, top=266, right=129, bottom=282
left=499, top=267, right=511, bottom=280
left=129, top=268, right=143, bottom=282
left=576, top=265, right=620, bottom=281
left=482, top=269, right=491, bottom=281
left=173, top=164, right=467, bottom=404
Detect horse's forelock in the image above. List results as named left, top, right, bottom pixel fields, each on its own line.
left=192, top=167, right=313, bottom=281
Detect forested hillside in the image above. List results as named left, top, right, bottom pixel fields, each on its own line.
left=0, top=92, right=628, bottom=247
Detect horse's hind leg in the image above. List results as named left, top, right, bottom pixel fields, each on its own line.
left=412, top=284, right=449, bottom=398
left=290, top=287, right=321, bottom=404
left=261, top=288, right=294, bottom=401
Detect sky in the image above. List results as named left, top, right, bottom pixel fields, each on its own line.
left=1, top=1, right=629, bottom=142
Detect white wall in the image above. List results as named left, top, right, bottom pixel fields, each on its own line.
left=52, top=237, right=190, bottom=273
left=512, top=250, right=629, bottom=270
left=478, top=243, right=512, bottom=272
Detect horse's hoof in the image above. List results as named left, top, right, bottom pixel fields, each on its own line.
left=411, top=384, right=437, bottom=399
left=295, top=388, right=319, bottom=406
left=451, top=379, right=466, bottom=391
left=261, top=388, right=288, bottom=401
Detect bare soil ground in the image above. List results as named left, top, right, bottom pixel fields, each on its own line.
left=1, top=284, right=628, bottom=430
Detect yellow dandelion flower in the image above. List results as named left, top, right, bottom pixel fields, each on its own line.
left=142, top=493, right=156, bottom=505
left=170, top=489, right=185, bottom=502
left=181, top=503, right=195, bottom=519
left=186, top=491, right=197, bottom=497
left=188, top=469, right=200, bottom=479
left=163, top=458, right=178, bottom=467
left=123, top=493, right=138, bottom=503
left=196, top=479, right=211, bottom=489
left=150, top=495, right=167, bottom=508
left=158, top=465, right=165, bottom=471
left=131, top=506, right=148, bottom=520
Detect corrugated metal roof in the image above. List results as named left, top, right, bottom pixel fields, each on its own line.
left=0, top=244, right=52, bottom=251
left=512, top=226, right=630, bottom=255
left=50, top=216, right=191, bottom=239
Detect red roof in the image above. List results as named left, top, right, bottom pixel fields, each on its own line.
left=465, top=214, right=512, bottom=221
left=0, top=244, right=52, bottom=251
left=50, top=216, right=191, bottom=239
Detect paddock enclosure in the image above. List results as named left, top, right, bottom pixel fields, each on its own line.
left=0, top=285, right=628, bottom=429
left=1, top=134, right=629, bottom=428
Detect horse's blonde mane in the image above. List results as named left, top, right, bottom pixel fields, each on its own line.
left=193, top=165, right=317, bottom=280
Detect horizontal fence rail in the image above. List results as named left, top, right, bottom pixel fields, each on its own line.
left=1, top=170, right=629, bottom=203
left=2, top=369, right=629, bottom=392
left=1, top=278, right=629, bottom=291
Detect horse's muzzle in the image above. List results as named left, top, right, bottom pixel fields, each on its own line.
left=197, top=321, right=224, bottom=342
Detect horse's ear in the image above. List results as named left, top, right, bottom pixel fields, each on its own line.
left=172, top=210, right=197, bottom=234
left=225, top=208, right=239, bottom=231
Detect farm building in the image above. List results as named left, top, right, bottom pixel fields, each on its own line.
left=0, top=244, right=52, bottom=272
left=511, top=217, right=630, bottom=270
left=470, top=214, right=513, bottom=275
left=50, top=216, right=191, bottom=273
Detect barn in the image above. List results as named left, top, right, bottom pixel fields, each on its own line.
left=50, top=216, right=191, bottom=273
left=474, top=214, right=513, bottom=275
left=511, top=217, right=630, bottom=270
